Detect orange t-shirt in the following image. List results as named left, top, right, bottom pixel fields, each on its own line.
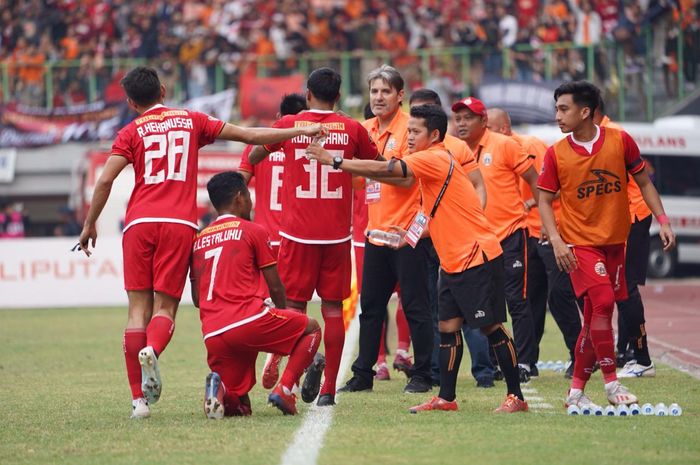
left=538, top=127, right=646, bottom=246
left=513, top=132, right=559, bottom=237
left=404, top=142, right=503, bottom=273
left=472, top=129, right=532, bottom=242
left=599, top=116, right=651, bottom=222
left=445, top=134, right=478, bottom=174
left=362, top=110, right=422, bottom=239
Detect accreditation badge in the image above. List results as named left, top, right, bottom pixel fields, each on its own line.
left=405, top=211, right=429, bottom=248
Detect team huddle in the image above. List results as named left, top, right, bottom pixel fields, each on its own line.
left=79, top=65, right=676, bottom=419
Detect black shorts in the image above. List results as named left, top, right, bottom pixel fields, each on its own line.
left=626, top=214, right=652, bottom=287
left=438, top=255, right=507, bottom=328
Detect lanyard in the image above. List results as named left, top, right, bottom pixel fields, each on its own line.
left=430, top=151, right=454, bottom=218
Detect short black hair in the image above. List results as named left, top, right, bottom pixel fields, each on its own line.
left=120, top=67, right=162, bottom=107
left=553, top=80, right=601, bottom=117
left=307, top=67, right=341, bottom=104
left=598, top=97, right=606, bottom=116
left=207, top=171, right=248, bottom=211
left=363, top=102, right=374, bottom=120
left=280, top=93, right=307, bottom=116
left=409, top=88, right=441, bottom=106
left=409, top=104, right=447, bottom=141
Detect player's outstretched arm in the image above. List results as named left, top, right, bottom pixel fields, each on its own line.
left=78, top=155, right=129, bottom=257
left=218, top=122, right=326, bottom=146
left=305, top=142, right=415, bottom=184
left=633, top=167, right=676, bottom=251
left=262, top=265, right=287, bottom=309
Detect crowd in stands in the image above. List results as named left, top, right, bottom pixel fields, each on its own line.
left=0, top=0, right=698, bottom=107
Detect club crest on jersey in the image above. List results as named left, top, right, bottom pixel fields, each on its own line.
left=594, top=261, right=607, bottom=276
left=576, top=169, right=622, bottom=199
left=386, top=137, right=396, bottom=151
left=482, top=153, right=492, bottom=166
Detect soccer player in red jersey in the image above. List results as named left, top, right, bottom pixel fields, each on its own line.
left=77, top=67, right=324, bottom=418
left=537, top=81, right=675, bottom=410
left=190, top=171, right=324, bottom=418
left=238, top=93, right=307, bottom=390
left=249, top=67, right=380, bottom=406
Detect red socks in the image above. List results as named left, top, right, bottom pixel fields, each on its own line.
left=147, top=314, right=175, bottom=357
left=280, top=328, right=322, bottom=389
left=123, top=328, right=146, bottom=399
left=396, top=299, right=411, bottom=352
left=319, top=305, right=345, bottom=396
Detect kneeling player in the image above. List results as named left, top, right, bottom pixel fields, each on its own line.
left=190, top=171, right=325, bottom=418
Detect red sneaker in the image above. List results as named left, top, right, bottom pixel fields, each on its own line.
left=375, top=363, right=390, bottom=381
left=494, top=394, right=529, bottom=413
left=393, top=352, right=414, bottom=378
left=409, top=396, right=458, bottom=414
left=262, top=354, right=283, bottom=389
left=269, top=384, right=298, bottom=415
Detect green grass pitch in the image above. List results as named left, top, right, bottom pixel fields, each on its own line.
left=1, top=305, right=699, bottom=465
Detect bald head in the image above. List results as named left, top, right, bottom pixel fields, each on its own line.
left=486, top=108, right=511, bottom=136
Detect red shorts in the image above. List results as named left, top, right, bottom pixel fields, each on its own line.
left=204, top=308, right=308, bottom=396
left=569, top=244, right=628, bottom=301
left=122, top=222, right=196, bottom=299
left=278, top=238, right=351, bottom=302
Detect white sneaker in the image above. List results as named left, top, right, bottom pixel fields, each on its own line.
left=138, top=346, right=162, bottom=404
left=131, top=398, right=150, bottom=419
left=565, top=390, right=600, bottom=411
left=618, top=360, right=656, bottom=378
left=606, top=381, right=638, bottom=405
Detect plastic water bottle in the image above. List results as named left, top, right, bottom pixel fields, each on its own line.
left=554, top=360, right=564, bottom=372
left=545, top=360, right=554, bottom=370
left=580, top=404, right=593, bottom=415
left=604, top=405, right=617, bottom=416
left=655, top=403, right=668, bottom=416
left=629, top=404, right=641, bottom=415
left=537, top=360, right=545, bottom=370
left=616, top=404, right=630, bottom=416
left=366, top=230, right=401, bottom=248
left=641, top=403, right=655, bottom=415
left=669, top=403, right=683, bottom=416
left=567, top=405, right=581, bottom=415
left=592, top=405, right=604, bottom=416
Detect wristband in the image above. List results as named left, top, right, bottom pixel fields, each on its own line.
left=656, top=214, right=670, bottom=225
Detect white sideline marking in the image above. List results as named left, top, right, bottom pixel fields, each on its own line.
left=529, top=402, right=554, bottom=409
left=648, top=336, right=700, bottom=362
left=521, top=388, right=538, bottom=394
left=527, top=396, right=544, bottom=402
left=279, top=314, right=360, bottom=465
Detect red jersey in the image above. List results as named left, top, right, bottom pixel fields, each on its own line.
left=112, top=104, right=224, bottom=232
left=190, top=214, right=277, bottom=340
left=264, top=110, right=379, bottom=244
left=238, top=144, right=285, bottom=245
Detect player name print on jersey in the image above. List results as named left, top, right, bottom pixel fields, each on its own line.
left=193, top=221, right=243, bottom=252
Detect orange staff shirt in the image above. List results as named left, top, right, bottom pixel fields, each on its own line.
left=404, top=142, right=503, bottom=273
left=362, top=110, right=422, bottom=237
left=472, top=129, right=533, bottom=242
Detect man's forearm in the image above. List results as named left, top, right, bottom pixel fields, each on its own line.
left=84, top=181, right=112, bottom=226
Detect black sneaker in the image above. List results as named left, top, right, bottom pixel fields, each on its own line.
left=403, top=376, right=432, bottom=393
left=529, top=365, right=539, bottom=377
left=518, top=366, right=531, bottom=384
left=301, top=353, right=326, bottom=403
left=317, top=393, right=335, bottom=406
left=564, top=362, right=574, bottom=379
left=337, top=375, right=372, bottom=393
left=476, top=378, right=495, bottom=388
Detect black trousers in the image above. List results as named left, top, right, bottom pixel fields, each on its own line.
left=500, top=229, right=537, bottom=367
left=617, top=215, right=652, bottom=352
left=352, top=238, right=434, bottom=382
left=528, top=236, right=582, bottom=362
